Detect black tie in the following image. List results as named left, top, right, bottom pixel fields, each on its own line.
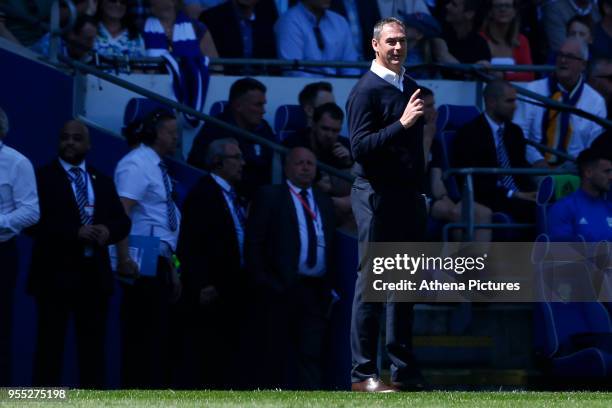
left=300, top=189, right=317, bottom=268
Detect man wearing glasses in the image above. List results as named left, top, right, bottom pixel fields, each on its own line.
left=514, top=37, right=607, bottom=168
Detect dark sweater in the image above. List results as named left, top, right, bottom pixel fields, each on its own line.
left=346, top=70, right=425, bottom=192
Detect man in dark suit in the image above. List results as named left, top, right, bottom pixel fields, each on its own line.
left=177, top=137, right=248, bottom=389
left=347, top=18, right=426, bottom=392
left=200, top=0, right=278, bottom=75
left=452, top=80, right=537, bottom=223
left=28, top=120, right=131, bottom=388
left=188, top=77, right=276, bottom=199
left=246, top=147, right=336, bottom=390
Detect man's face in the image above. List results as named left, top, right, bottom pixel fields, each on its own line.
left=589, top=62, right=612, bottom=102
left=234, top=89, right=266, bottom=129
left=154, top=118, right=178, bottom=156
left=373, top=22, right=407, bottom=73
left=67, top=22, right=97, bottom=58
left=216, top=143, right=245, bottom=185
left=567, top=21, right=592, bottom=44
left=285, top=148, right=317, bottom=188
left=556, top=40, right=587, bottom=86
left=586, top=159, right=612, bottom=193
left=59, top=121, right=91, bottom=165
left=492, top=86, right=517, bottom=122
left=423, top=95, right=436, bottom=123
left=312, top=113, right=342, bottom=151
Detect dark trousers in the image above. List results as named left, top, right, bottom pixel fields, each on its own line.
left=120, top=258, right=173, bottom=389
left=350, top=177, right=427, bottom=384
left=260, top=277, right=331, bottom=390
left=32, top=291, right=109, bottom=388
left=0, top=239, right=18, bottom=386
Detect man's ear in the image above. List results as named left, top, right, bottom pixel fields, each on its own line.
left=372, top=38, right=379, bottom=56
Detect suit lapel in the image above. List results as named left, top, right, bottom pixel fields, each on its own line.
left=54, top=160, right=81, bottom=222
left=283, top=185, right=301, bottom=251
left=479, top=115, right=498, bottom=167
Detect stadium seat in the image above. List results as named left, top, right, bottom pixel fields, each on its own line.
left=123, top=97, right=172, bottom=129
left=209, top=100, right=228, bottom=117
left=532, top=234, right=612, bottom=378
left=536, top=174, right=580, bottom=234
left=274, top=104, right=307, bottom=143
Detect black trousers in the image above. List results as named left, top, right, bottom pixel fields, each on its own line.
left=0, top=238, right=18, bottom=386
left=350, top=177, right=427, bottom=384
left=260, top=277, right=331, bottom=390
left=120, top=258, right=174, bottom=389
left=32, top=290, right=109, bottom=388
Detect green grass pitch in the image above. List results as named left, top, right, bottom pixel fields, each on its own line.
left=3, top=390, right=612, bottom=407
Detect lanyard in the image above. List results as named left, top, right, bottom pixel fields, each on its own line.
left=289, top=187, right=317, bottom=221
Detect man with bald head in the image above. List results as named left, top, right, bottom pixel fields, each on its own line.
left=28, top=120, right=130, bottom=388
left=246, top=147, right=336, bottom=389
left=514, top=37, right=608, bottom=167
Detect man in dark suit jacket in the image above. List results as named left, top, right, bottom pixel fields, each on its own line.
left=28, top=120, right=131, bottom=388
left=188, top=77, right=276, bottom=199
left=452, top=80, right=537, bottom=223
left=246, top=147, right=336, bottom=390
left=177, top=137, right=248, bottom=389
left=200, top=0, right=278, bottom=75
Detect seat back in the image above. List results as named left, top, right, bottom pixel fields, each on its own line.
left=536, top=174, right=580, bottom=234
left=274, top=104, right=307, bottom=142
left=123, top=97, right=171, bottom=127
left=209, top=100, right=228, bottom=117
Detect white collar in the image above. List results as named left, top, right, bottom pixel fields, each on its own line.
left=370, top=60, right=405, bottom=90
left=286, top=179, right=313, bottom=197
left=484, top=112, right=504, bottom=138
left=211, top=173, right=233, bottom=193
left=139, top=144, right=163, bottom=165
left=59, top=157, right=87, bottom=174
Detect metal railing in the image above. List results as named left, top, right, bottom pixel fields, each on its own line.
left=444, top=168, right=576, bottom=242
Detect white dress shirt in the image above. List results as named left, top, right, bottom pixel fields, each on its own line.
left=370, top=60, right=406, bottom=92
left=0, top=141, right=39, bottom=242
left=211, top=173, right=245, bottom=265
left=114, top=144, right=181, bottom=252
left=286, top=180, right=326, bottom=277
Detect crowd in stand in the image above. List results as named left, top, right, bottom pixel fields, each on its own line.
left=0, top=0, right=611, bottom=79
left=1, top=0, right=612, bottom=392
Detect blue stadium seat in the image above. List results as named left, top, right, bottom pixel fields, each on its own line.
left=123, top=97, right=172, bottom=128
left=209, top=100, right=228, bottom=117
left=533, top=234, right=612, bottom=378
left=274, top=104, right=307, bottom=142
left=536, top=175, right=580, bottom=234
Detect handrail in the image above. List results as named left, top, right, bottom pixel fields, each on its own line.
left=444, top=167, right=575, bottom=241
left=56, top=55, right=355, bottom=183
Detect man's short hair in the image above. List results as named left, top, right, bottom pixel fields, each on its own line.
left=0, top=107, right=8, bottom=137
left=205, top=137, right=240, bottom=170
left=298, top=82, right=333, bottom=108
left=313, top=102, right=344, bottom=123
left=373, top=17, right=406, bottom=41
left=229, top=77, right=266, bottom=104
left=565, top=14, right=594, bottom=36
left=577, top=147, right=611, bottom=176
left=483, top=79, right=511, bottom=103
left=141, top=109, right=176, bottom=146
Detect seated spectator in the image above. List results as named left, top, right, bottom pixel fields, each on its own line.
left=283, top=102, right=354, bottom=229
left=452, top=80, right=537, bottom=223
left=541, top=0, right=600, bottom=55
left=421, top=88, right=493, bottom=242
left=401, top=12, right=445, bottom=78
left=330, top=0, right=381, bottom=60
left=549, top=147, right=612, bottom=242
left=31, top=14, right=98, bottom=62
left=588, top=58, right=612, bottom=119
left=275, top=0, right=360, bottom=77
left=143, top=0, right=218, bottom=58
left=479, top=0, right=535, bottom=82
left=188, top=77, right=276, bottom=198
left=439, top=0, right=491, bottom=65
left=95, top=0, right=146, bottom=59
left=246, top=147, right=336, bottom=390
left=298, top=81, right=335, bottom=127
left=514, top=38, right=607, bottom=168
left=592, top=0, right=612, bottom=59
left=177, top=138, right=249, bottom=389
left=567, top=14, right=594, bottom=49
left=200, top=0, right=278, bottom=75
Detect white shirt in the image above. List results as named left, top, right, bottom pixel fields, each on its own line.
left=370, top=60, right=405, bottom=92
left=211, top=173, right=245, bottom=265
left=114, top=144, right=180, bottom=251
left=0, top=141, right=39, bottom=242
left=58, top=158, right=95, bottom=210
left=513, top=77, right=607, bottom=164
left=286, top=180, right=326, bottom=277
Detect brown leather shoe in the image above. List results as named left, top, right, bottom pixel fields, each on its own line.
left=351, top=378, right=396, bottom=392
